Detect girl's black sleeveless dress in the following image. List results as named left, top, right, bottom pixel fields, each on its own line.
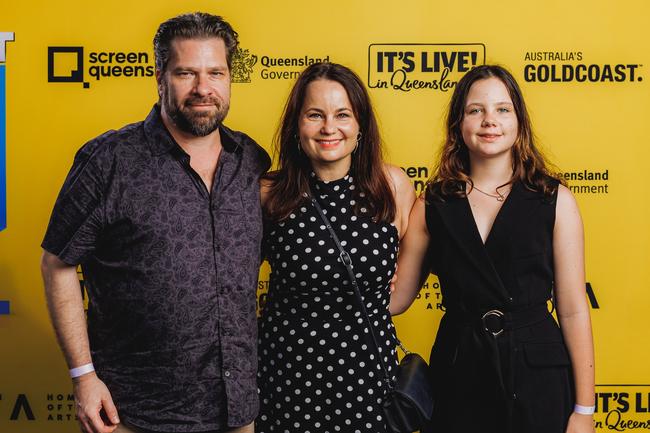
left=423, top=180, right=574, bottom=433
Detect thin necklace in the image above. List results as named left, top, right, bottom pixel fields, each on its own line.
left=470, top=183, right=508, bottom=202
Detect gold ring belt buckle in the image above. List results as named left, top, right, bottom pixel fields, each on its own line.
left=481, top=309, right=505, bottom=337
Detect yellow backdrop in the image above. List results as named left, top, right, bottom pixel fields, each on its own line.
left=1, top=0, right=649, bottom=431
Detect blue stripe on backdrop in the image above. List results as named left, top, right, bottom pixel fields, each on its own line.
left=0, top=65, right=6, bottom=232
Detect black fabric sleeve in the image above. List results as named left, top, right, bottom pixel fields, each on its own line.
left=41, top=135, right=111, bottom=265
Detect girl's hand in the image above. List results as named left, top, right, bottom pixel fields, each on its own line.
left=565, top=412, right=595, bottom=433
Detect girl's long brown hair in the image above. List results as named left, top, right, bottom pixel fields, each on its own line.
left=264, top=62, right=395, bottom=223
left=427, top=65, right=563, bottom=201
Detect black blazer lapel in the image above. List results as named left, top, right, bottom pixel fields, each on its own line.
left=432, top=195, right=509, bottom=301
left=485, top=182, right=547, bottom=260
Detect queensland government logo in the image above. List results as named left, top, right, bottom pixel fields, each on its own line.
left=558, top=169, right=610, bottom=195
left=367, top=43, right=486, bottom=92
left=230, top=47, right=331, bottom=82
left=47, top=46, right=154, bottom=88
left=231, top=47, right=257, bottom=83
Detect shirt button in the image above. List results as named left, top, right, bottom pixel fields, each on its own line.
left=224, top=371, right=231, bottom=377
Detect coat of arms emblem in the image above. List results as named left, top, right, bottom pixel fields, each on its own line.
left=231, top=47, right=257, bottom=83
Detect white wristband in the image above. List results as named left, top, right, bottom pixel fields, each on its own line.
left=69, top=363, right=95, bottom=379
left=574, top=404, right=595, bottom=415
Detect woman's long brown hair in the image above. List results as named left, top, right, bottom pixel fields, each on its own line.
left=264, top=62, right=395, bottom=223
left=427, top=65, right=563, bottom=201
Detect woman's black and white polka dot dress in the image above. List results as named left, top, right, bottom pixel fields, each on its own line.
left=257, top=173, right=398, bottom=433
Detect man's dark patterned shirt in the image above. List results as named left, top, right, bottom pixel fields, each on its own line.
left=42, top=106, right=270, bottom=432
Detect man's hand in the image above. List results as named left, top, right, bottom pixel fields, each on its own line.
left=42, top=251, right=119, bottom=432
left=73, top=373, right=119, bottom=433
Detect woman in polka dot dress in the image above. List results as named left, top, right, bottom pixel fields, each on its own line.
left=257, top=62, right=415, bottom=433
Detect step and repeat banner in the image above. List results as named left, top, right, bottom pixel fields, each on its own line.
left=1, top=0, right=649, bottom=431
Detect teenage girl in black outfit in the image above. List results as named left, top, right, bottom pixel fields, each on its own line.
left=391, top=65, right=595, bottom=433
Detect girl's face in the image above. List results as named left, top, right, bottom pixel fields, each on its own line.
left=460, top=77, right=519, bottom=161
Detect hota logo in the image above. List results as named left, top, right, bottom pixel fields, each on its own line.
left=47, top=46, right=154, bottom=88
left=367, top=43, right=485, bottom=92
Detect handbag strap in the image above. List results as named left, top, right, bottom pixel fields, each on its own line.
left=309, top=195, right=394, bottom=391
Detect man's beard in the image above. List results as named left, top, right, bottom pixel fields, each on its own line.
left=162, top=83, right=229, bottom=137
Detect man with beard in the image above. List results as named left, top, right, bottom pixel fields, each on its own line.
left=40, top=13, right=270, bottom=433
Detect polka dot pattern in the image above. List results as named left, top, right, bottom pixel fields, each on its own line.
left=257, top=173, right=399, bottom=433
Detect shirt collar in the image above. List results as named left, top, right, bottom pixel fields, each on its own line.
left=144, top=104, right=242, bottom=156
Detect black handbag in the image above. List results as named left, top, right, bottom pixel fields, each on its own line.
left=310, top=196, right=434, bottom=433
left=382, top=349, right=434, bottom=432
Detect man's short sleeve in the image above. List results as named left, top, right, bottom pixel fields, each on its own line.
left=41, top=137, right=110, bottom=265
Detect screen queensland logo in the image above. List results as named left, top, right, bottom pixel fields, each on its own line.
left=368, top=43, right=486, bottom=92
left=47, top=45, right=154, bottom=88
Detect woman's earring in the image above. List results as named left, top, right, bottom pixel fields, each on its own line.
left=295, top=134, right=302, bottom=154
left=353, top=131, right=362, bottom=154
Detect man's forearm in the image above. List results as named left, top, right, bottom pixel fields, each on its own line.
left=41, top=251, right=93, bottom=370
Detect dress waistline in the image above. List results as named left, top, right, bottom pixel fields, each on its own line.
left=444, top=302, right=551, bottom=336
left=442, top=301, right=554, bottom=429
